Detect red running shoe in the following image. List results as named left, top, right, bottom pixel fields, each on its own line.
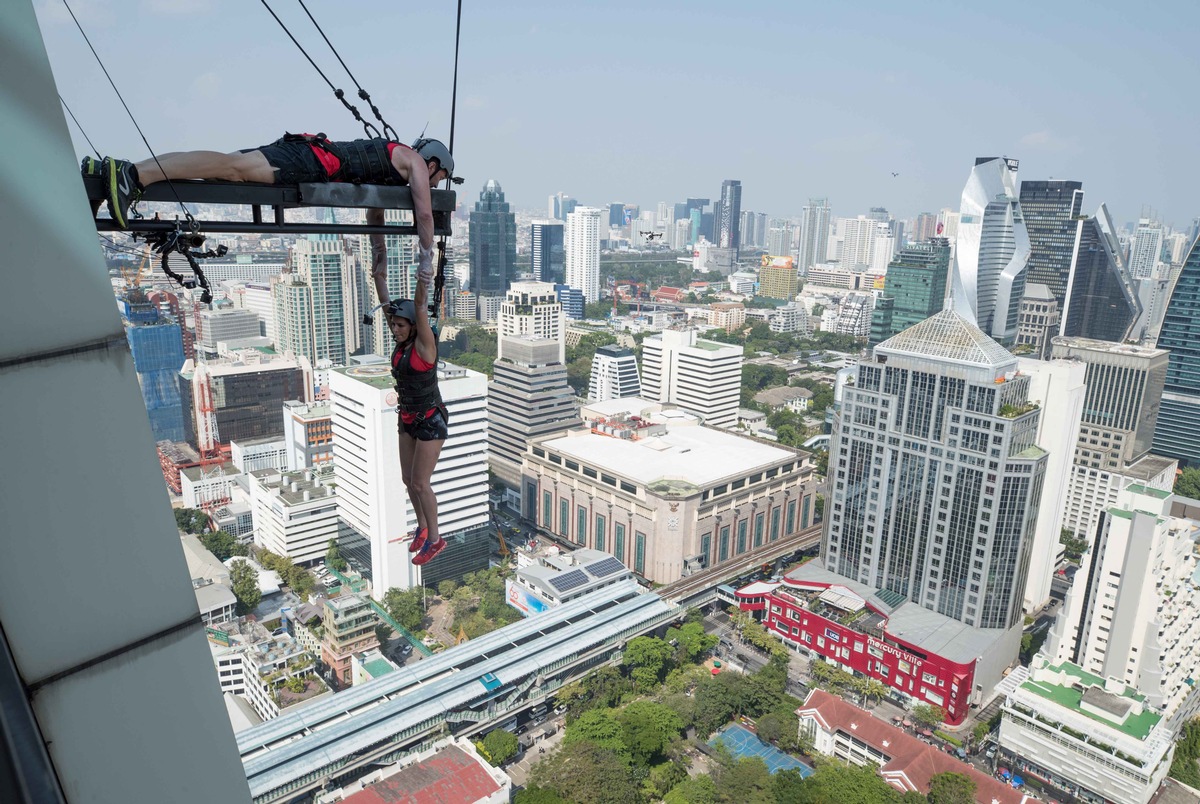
left=408, top=526, right=428, bottom=553
left=412, top=538, right=446, bottom=566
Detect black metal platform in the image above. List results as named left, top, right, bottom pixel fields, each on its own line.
left=83, top=175, right=455, bottom=236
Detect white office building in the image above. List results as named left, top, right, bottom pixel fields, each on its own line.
left=1015, top=356, right=1086, bottom=612
left=587, top=344, right=641, bottom=402
left=225, top=280, right=276, bottom=342
left=249, top=468, right=339, bottom=565
left=497, top=282, right=566, bottom=362
left=565, top=206, right=602, bottom=303
left=640, top=328, right=743, bottom=429
left=196, top=307, right=261, bottom=358
left=331, top=360, right=489, bottom=596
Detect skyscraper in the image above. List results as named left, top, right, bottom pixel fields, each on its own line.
left=565, top=207, right=602, bottom=304
left=640, top=329, right=742, bottom=429
left=488, top=283, right=579, bottom=488
left=587, top=345, right=642, bottom=402
left=949, top=156, right=1031, bottom=345
left=716, top=179, right=742, bottom=255
left=912, top=212, right=939, bottom=243
left=275, top=234, right=348, bottom=366
left=799, top=198, right=831, bottom=272
left=1128, top=218, right=1165, bottom=280
left=823, top=309, right=1048, bottom=630
left=549, top=192, right=577, bottom=221
left=121, top=292, right=187, bottom=442
left=1151, top=237, right=1200, bottom=468
left=530, top=219, right=565, bottom=284
left=469, top=179, right=517, bottom=298
left=868, top=238, right=951, bottom=345
left=1019, top=179, right=1085, bottom=302
left=1060, top=204, right=1140, bottom=343
left=836, top=215, right=877, bottom=269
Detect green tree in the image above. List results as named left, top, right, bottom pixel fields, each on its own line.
left=284, top=676, right=305, bottom=694
left=514, top=787, right=569, bottom=804
left=911, top=703, right=946, bottom=729
left=793, top=762, right=907, bottom=803
left=198, top=529, right=241, bottom=561
left=175, top=507, right=211, bottom=534
left=771, top=767, right=808, bottom=803
left=861, top=678, right=890, bottom=707
left=374, top=623, right=393, bottom=646
left=325, top=538, right=348, bottom=572
left=229, top=558, right=261, bottom=615
left=664, top=775, right=717, bottom=804
left=482, top=728, right=519, bottom=766
left=665, top=621, right=718, bottom=664
left=644, top=759, right=689, bottom=801
left=564, top=709, right=629, bottom=759
left=927, top=771, right=977, bottom=804
left=1174, top=466, right=1200, bottom=499
left=284, top=563, right=315, bottom=597
left=1169, top=717, right=1200, bottom=787
left=623, top=636, right=675, bottom=689
left=437, top=579, right=458, bottom=598
left=713, top=755, right=773, bottom=804
left=529, top=739, right=641, bottom=804
left=618, top=701, right=685, bottom=766
left=1020, top=628, right=1048, bottom=664
left=383, top=587, right=425, bottom=633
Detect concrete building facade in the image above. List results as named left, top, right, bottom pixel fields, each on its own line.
left=641, top=328, right=743, bottom=429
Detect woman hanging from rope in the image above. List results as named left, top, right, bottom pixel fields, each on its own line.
left=369, top=207, right=449, bottom=566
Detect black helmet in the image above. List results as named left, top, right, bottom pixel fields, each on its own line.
left=385, top=299, right=417, bottom=323
left=412, top=138, right=454, bottom=178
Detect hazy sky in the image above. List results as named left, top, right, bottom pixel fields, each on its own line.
left=36, top=0, right=1200, bottom=228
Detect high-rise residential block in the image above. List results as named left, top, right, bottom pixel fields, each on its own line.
left=912, top=212, right=939, bottom=243
left=469, top=179, right=517, bottom=298
left=799, top=198, right=831, bottom=272
left=716, top=179, right=742, bottom=255
left=331, top=360, right=490, bottom=596
left=835, top=215, right=877, bottom=269
left=274, top=234, right=348, bottom=366
left=1150, top=236, right=1200, bottom=468
left=1019, top=179, right=1085, bottom=303
left=950, top=157, right=1031, bottom=345
left=530, top=219, right=565, bottom=284
left=640, top=329, right=742, bottom=429
left=1048, top=485, right=1200, bottom=719
left=1061, top=204, right=1140, bottom=343
left=587, top=345, right=642, bottom=402
left=1128, top=218, right=1164, bottom=280
left=868, top=238, right=950, bottom=345
left=824, top=309, right=1048, bottom=631
left=565, top=207, right=602, bottom=304
left=549, top=192, right=577, bottom=221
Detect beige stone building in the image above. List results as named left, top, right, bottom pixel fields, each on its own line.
left=521, top=398, right=816, bottom=584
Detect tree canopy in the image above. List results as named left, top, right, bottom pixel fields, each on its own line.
left=383, top=587, right=425, bottom=633
left=481, top=728, right=519, bottom=766
left=229, top=558, right=261, bottom=615
left=927, top=772, right=977, bottom=804
left=1174, top=466, right=1200, bottom=499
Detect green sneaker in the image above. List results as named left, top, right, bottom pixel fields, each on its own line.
left=103, top=157, right=142, bottom=229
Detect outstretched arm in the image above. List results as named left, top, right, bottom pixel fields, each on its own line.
left=412, top=273, right=438, bottom=365
left=367, top=208, right=390, bottom=306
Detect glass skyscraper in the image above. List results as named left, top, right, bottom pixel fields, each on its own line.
left=1151, top=237, right=1200, bottom=468
left=1019, top=180, right=1084, bottom=302
left=1060, top=204, right=1140, bottom=343
left=868, top=238, right=950, bottom=345
left=530, top=219, right=565, bottom=284
left=469, top=179, right=517, bottom=297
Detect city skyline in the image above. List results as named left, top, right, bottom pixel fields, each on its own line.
left=35, top=0, right=1199, bottom=228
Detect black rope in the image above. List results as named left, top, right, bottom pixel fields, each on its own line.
left=431, top=0, right=464, bottom=325
left=59, top=95, right=100, bottom=157
left=257, top=0, right=381, bottom=139
left=294, top=0, right=398, bottom=142
left=60, top=0, right=194, bottom=227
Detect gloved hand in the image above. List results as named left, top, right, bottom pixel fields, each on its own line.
left=417, top=245, right=435, bottom=285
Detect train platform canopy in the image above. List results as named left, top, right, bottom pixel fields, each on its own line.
left=83, top=174, right=456, bottom=237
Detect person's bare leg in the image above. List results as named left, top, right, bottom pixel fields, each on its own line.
left=133, top=150, right=276, bottom=185
left=398, top=432, right=426, bottom=534
left=410, top=438, right=446, bottom=543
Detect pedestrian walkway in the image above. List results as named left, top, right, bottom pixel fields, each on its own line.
left=709, top=723, right=813, bottom=776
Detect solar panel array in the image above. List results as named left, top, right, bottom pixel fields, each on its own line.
left=549, top=569, right=589, bottom=593
left=586, top=557, right=627, bottom=578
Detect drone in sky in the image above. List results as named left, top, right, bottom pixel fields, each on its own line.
left=641, top=231, right=663, bottom=240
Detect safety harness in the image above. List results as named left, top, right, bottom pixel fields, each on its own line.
left=391, top=341, right=446, bottom=422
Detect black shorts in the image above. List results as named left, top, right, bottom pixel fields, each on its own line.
left=398, top=409, right=449, bottom=442
left=244, top=137, right=327, bottom=184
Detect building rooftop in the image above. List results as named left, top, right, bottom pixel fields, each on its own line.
left=1123, top=453, right=1179, bottom=482
left=341, top=743, right=504, bottom=804
left=1019, top=660, right=1159, bottom=741
left=1023, top=283, right=1054, bottom=301
left=333, top=359, right=481, bottom=391
left=515, top=548, right=633, bottom=601
left=180, top=463, right=241, bottom=482
left=539, top=403, right=798, bottom=491
left=1051, top=336, right=1168, bottom=358
left=1128, top=484, right=1172, bottom=500
left=798, top=691, right=1037, bottom=803
left=876, top=308, right=1016, bottom=369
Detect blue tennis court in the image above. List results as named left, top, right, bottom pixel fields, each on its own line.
left=709, top=723, right=814, bottom=776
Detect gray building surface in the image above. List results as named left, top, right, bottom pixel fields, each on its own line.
left=823, top=308, right=1048, bottom=631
